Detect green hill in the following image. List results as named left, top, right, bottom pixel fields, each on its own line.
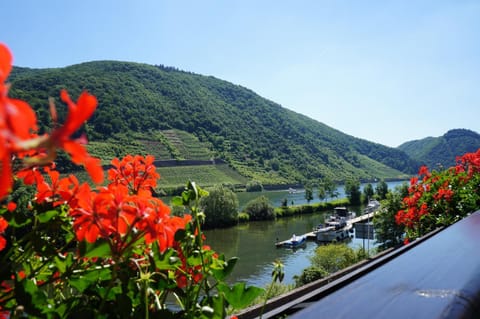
left=8, top=61, right=417, bottom=186
left=398, top=129, right=480, bottom=169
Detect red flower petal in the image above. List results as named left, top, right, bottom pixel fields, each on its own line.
left=85, top=223, right=100, bottom=243
left=6, top=98, right=38, bottom=138
left=0, top=153, right=12, bottom=199
left=0, top=217, right=8, bottom=232
left=58, top=90, right=97, bottom=138
left=85, top=156, right=104, bottom=184
left=0, top=236, right=6, bottom=251
left=7, top=202, right=16, bottom=212
left=0, top=43, right=12, bottom=82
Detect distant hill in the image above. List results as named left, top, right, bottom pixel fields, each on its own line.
left=8, top=61, right=417, bottom=186
left=398, top=129, right=480, bottom=169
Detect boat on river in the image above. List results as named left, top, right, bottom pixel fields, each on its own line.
left=314, top=207, right=355, bottom=242
left=364, top=199, right=380, bottom=214
left=288, top=187, right=304, bottom=194
left=276, top=234, right=307, bottom=249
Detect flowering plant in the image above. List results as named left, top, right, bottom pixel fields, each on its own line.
left=0, top=43, right=262, bottom=318
left=396, top=150, right=480, bottom=242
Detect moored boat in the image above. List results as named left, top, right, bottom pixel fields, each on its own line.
left=364, top=199, right=380, bottom=214
left=276, top=234, right=307, bottom=248
left=314, top=207, right=355, bottom=242
left=314, top=216, right=352, bottom=242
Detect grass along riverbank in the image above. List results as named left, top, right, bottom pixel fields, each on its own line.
left=238, top=198, right=350, bottom=222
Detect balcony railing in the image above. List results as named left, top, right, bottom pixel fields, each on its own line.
left=236, top=210, right=480, bottom=319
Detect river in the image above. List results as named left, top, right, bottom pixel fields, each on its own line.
left=236, top=180, right=405, bottom=209
left=203, top=181, right=406, bottom=288
left=204, top=205, right=371, bottom=288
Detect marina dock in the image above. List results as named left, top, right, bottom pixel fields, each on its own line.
left=348, top=211, right=375, bottom=224
left=275, top=211, right=377, bottom=247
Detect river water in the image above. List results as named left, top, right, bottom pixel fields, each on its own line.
left=236, top=180, right=405, bottom=209
left=204, top=206, right=367, bottom=287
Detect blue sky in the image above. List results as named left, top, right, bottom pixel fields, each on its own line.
left=1, top=0, right=479, bottom=147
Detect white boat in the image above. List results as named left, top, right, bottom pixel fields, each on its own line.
left=276, top=234, right=307, bottom=248
left=332, top=206, right=356, bottom=219
left=364, top=199, right=380, bottom=214
left=314, top=207, right=355, bottom=242
left=288, top=187, right=304, bottom=194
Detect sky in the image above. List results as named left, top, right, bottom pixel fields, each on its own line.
left=1, top=0, right=479, bottom=147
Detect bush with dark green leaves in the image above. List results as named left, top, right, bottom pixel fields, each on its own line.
left=344, top=178, right=361, bottom=205
left=243, top=196, right=275, bottom=221
left=246, top=180, right=264, bottom=192
left=373, top=184, right=409, bottom=250
left=200, top=185, right=239, bottom=228
left=296, top=244, right=365, bottom=287
left=294, top=266, right=328, bottom=287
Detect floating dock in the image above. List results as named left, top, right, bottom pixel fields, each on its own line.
left=348, top=211, right=375, bottom=224
left=275, top=211, right=376, bottom=247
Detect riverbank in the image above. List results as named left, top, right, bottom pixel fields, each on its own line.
left=238, top=198, right=350, bottom=223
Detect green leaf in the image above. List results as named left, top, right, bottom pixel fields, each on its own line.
left=37, top=209, right=59, bottom=223
left=188, top=181, right=198, bottom=199
left=152, top=243, right=180, bottom=270
left=53, top=253, right=74, bottom=275
left=24, top=278, right=48, bottom=305
left=187, top=253, right=203, bottom=267
left=210, top=295, right=227, bottom=319
left=171, top=196, right=184, bottom=206
left=218, top=282, right=264, bottom=309
left=211, top=257, right=238, bottom=281
left=5, top=210, right=32, bottom=227
left=54, top=256, right=67, bottom=273
left=68, top=277, right=90, bottom=293
left=79, top=240, right=112, bottom=258
left=69, top=267, right=112, bottom=293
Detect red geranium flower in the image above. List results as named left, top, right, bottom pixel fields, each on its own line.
left=0, top=217, right=8, bottom=251
left=48, top=90, right=104, bottom=184
left=0, top=43, right=38, bottom=198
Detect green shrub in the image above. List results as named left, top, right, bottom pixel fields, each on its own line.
left=310, top=244, right=359, bottom=274
left=246, top=180, right=264, bottom=192
left=294, top=266, right=328, bottom=287
left=243, top=196, right=274, bottom=221
left=200, top=185, right=239, bottom=228
left=238, top=212, right=250, bottom=222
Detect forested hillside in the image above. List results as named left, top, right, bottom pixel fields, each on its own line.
left=8, top=61, right=417, bottom=184
left=398, top=129, right=480, bottom=169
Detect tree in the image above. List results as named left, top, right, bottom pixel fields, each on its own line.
left=244, top=196, right=275, bottom=221
left=375, top=179, right=389, bottom=200
left=304, top=183, right=314, bottom=203
left=318, top=186, right=327, bottom=202
left=310, top=244, right=359, bottom=274
left=295, top=243, right=364, bottom=286
left=362, top=183, right=374, bottom=203
left=294, top=266, right=328, bottom=287
left=344, top=178, right=361, bottom=205
left=200, top=185, right=239, bottom=228
left=246, top=180, right=263, bottom=192
left=324, top=177, right=338, bottom=199
left=373, top=184, right=408, bottom=250
left=318, top=177, right=338, bottom=201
